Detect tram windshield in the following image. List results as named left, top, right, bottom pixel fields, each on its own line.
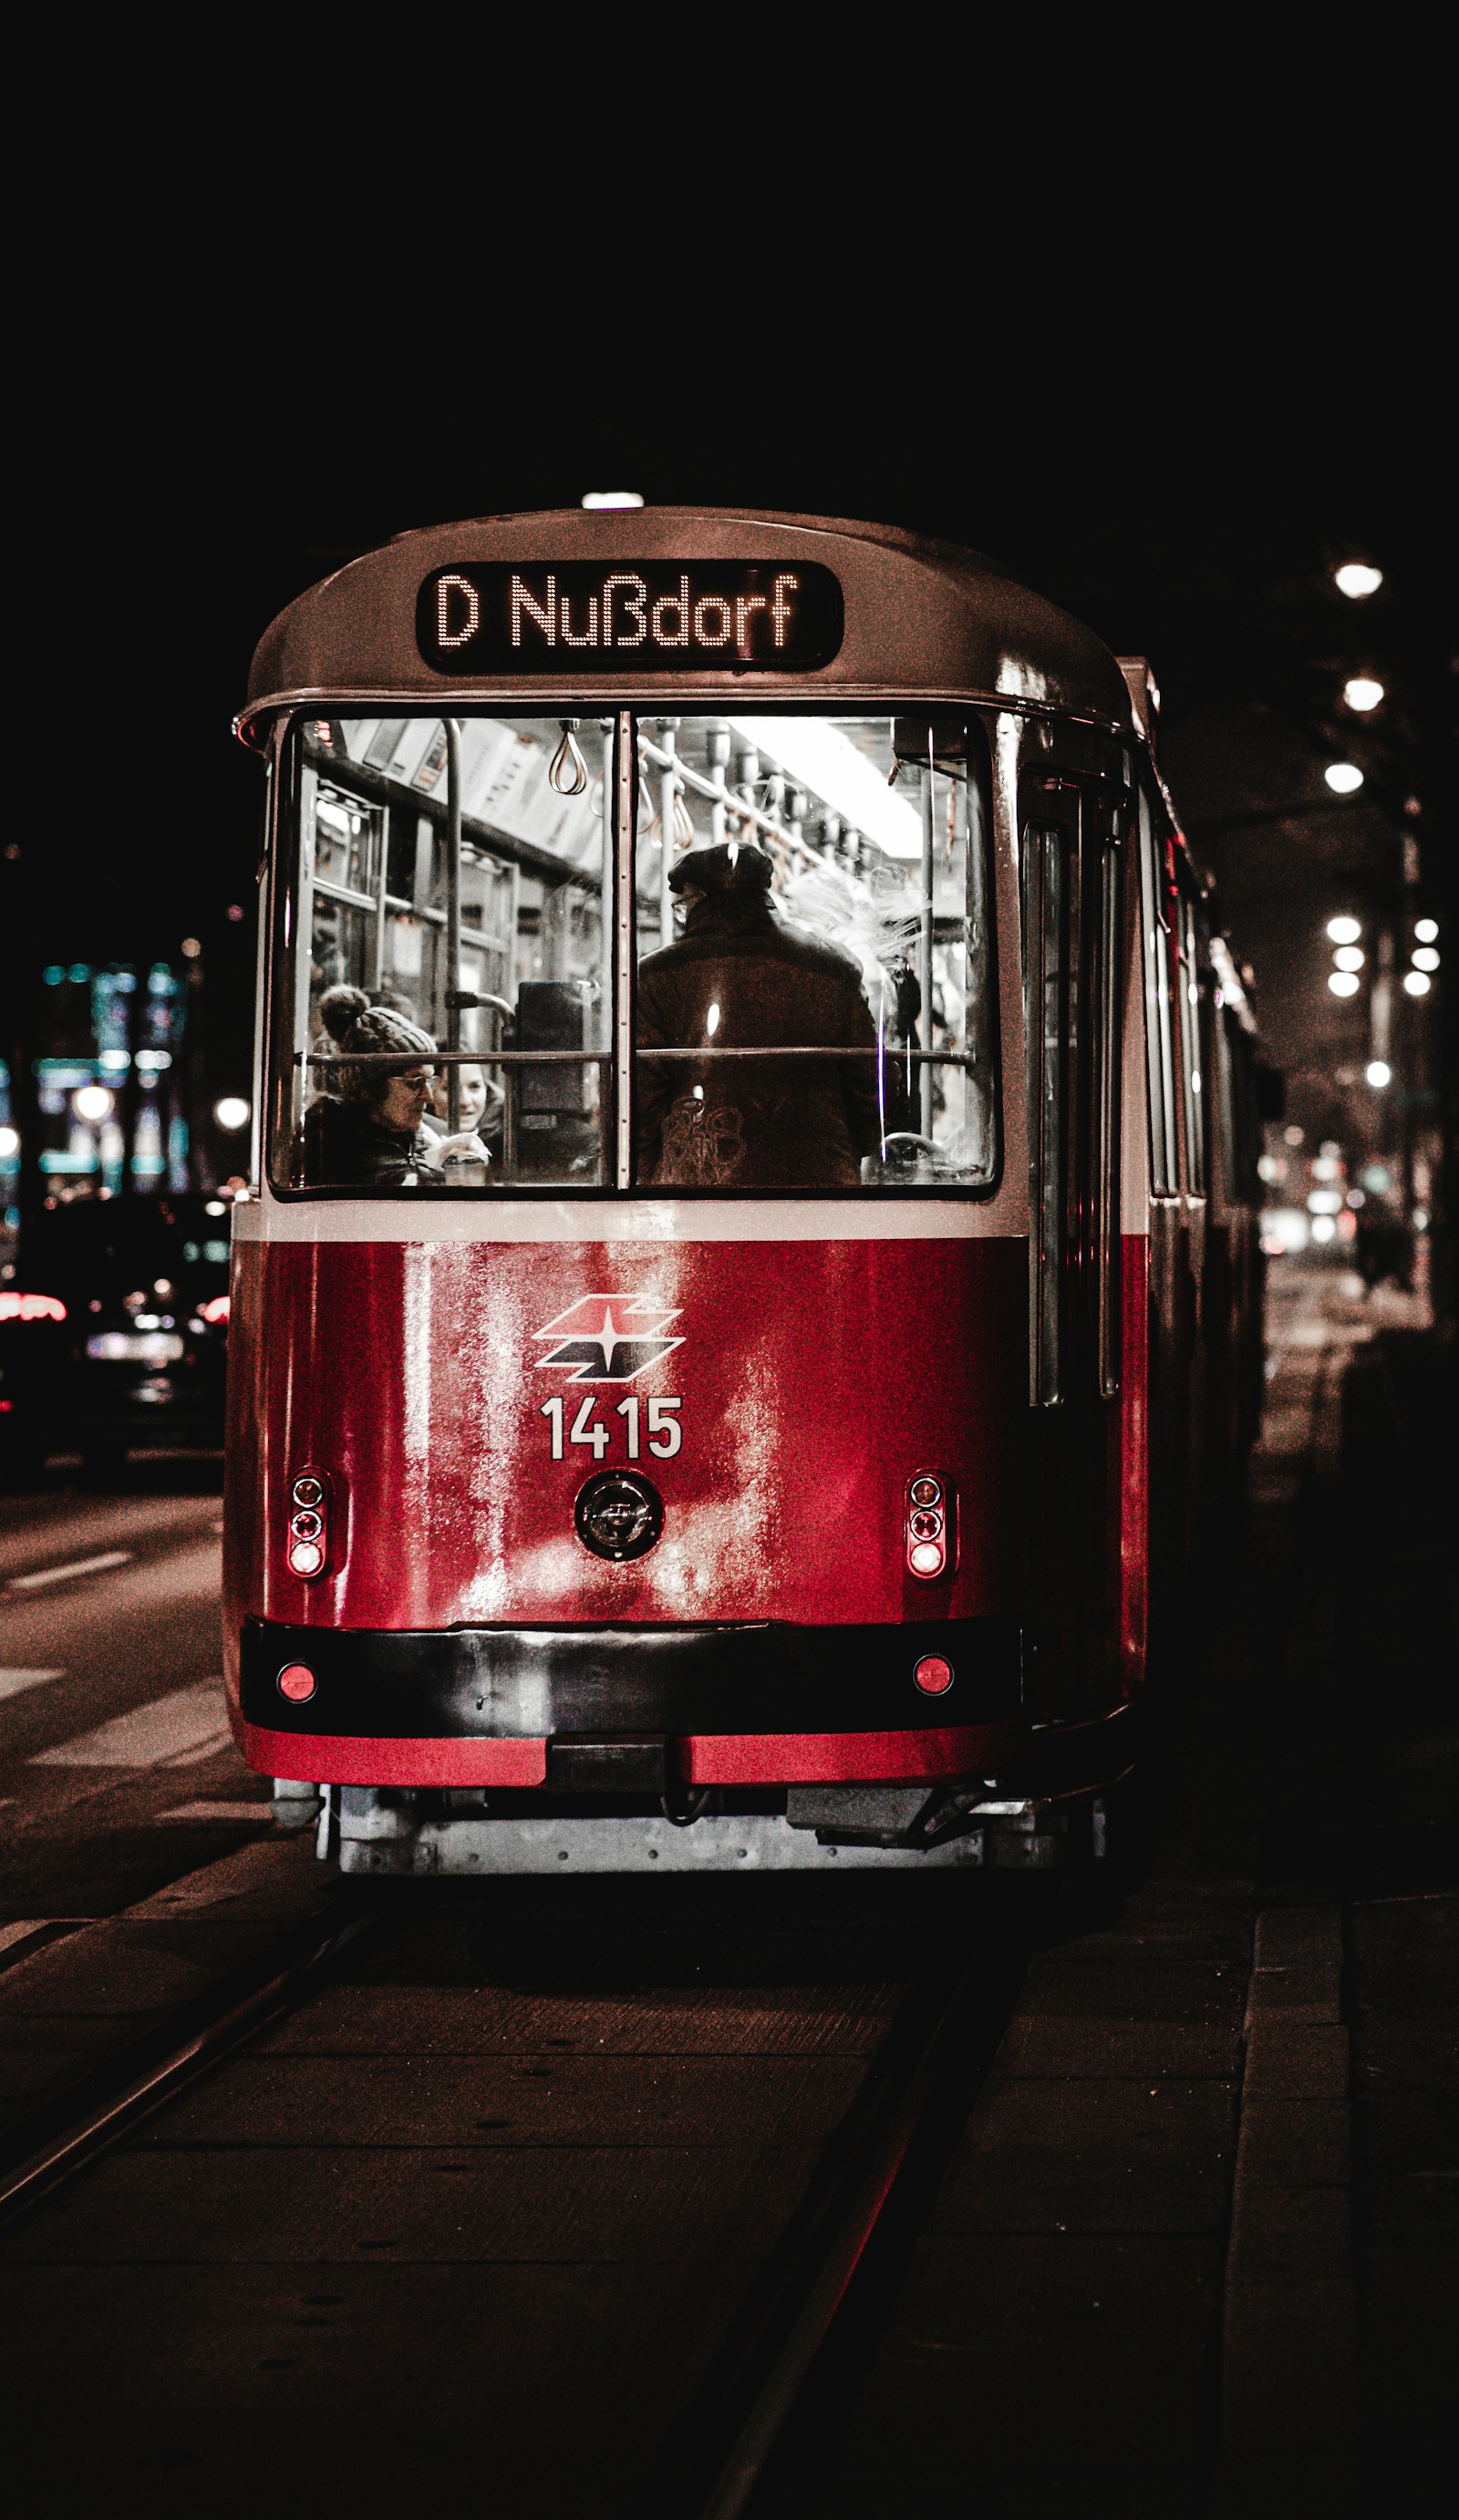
left=270, top=713, right=997, bottom=1194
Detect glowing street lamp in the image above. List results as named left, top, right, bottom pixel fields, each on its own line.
left=1324, top=762, right=1364, bottom=795
left=1334, top=563, right=1383, bottom=598
left=214, top=1096, right=251, bottom=1132
left=1342, top=676, right=1384, bottom=712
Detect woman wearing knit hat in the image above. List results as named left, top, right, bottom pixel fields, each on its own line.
left=295, top=1006, right=492, bottom=1187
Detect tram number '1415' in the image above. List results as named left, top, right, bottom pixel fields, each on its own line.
left=540, top=1397, right=683, bottom=1462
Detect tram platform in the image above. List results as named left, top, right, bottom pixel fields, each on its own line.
left=779, top=1260, right=1457, bottom=2519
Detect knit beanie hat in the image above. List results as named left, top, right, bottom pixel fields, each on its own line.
left=317, top=983, right=370, bottom=1045
left=338, top=1007, right=437, bottom=1100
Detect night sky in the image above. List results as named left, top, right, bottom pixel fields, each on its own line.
left=11, top=385, right=1450, bottom=1165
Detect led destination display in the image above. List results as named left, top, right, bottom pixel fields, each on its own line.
left=417, top=562, right=843, bottom=674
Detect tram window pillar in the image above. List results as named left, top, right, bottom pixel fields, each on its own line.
left=1177, top=886, right=1207, bottom=1196
left=1137, top=790, right=1178, bottom=1198
left=1024, top=817, right=1070, bottom=1406
left=1097, top=825, right=1123, bottom=1397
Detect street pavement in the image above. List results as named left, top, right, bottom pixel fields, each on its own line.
left=0, top=1461, right=270, bottom=1933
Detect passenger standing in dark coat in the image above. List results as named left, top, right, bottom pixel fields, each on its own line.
left=636, top=843, right=882, bottom=1188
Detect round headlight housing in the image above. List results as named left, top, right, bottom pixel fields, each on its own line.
left=574, top=1471, right=664, bottom=1562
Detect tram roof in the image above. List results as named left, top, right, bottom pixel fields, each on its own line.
left=244, top=508, right=1135, bottom=731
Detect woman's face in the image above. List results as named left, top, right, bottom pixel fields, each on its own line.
left=434, top=1066, right=489, bottom=1130
left=378, top=1064, right=433, bottom=1134
left=456, top=1066, right=488, bottom=1130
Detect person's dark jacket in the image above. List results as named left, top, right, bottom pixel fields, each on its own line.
left=636, top=892, right=881, bottom=1188
left=295, top=1095, right=439, bottom=1189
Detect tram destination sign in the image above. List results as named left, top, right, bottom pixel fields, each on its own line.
left=416, top=562, right=843, bottom=675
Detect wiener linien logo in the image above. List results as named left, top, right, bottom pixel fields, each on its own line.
left=533, top=1296, right=684, bottom=1384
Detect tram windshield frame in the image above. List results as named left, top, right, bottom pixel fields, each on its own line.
left=264, top=707, right=1001, bottom=1201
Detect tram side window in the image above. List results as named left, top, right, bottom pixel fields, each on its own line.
left=272, top=716, right=610, bottom=1192
left=1137, top=790, right=1178, bottom=1197
left=631, top=716, right=997, bottom=1190
left=1176, top=883, right=1208, bottom=1196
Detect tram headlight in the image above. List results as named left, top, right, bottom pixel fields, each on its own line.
left=574, top=1471, right=664, bottom=1562
left=286, top=1470, right=331, bottom=1577
left=905, top=1474, right=952, bottom=1580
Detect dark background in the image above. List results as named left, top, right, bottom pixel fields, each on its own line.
left=7, top=384, right=1452, bottom=1287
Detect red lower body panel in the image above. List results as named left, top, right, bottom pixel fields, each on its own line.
left=239, top=1717, right=1022, bottom=1790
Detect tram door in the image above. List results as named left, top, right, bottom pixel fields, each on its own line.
left=1021, top=771, right=1124, bottom=1718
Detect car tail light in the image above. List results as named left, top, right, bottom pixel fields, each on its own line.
left=287, top=1470, right=330, bottom=1578
left=905, top=1473, right=950, bottom=1580
left=0, top=1292, right=67, bottom=1323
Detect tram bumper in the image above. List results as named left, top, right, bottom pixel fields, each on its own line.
left=235, top=1614, right=1024, bottom=1798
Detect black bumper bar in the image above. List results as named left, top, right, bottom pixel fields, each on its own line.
left=240, top=1616, right=1022, bottom=1739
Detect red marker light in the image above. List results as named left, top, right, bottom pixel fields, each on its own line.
left=0, top=1292, right=67, bottom=1323
left=915, top=1655, right=954, bottom=1695
left=277, top=1663, right=316, bottom=1703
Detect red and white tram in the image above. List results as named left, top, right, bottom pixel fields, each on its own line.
left=223, top=510, right=1264, bottom=1872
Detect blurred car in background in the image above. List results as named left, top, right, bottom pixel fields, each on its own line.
left=0, top=1194, right=231, bottom=1479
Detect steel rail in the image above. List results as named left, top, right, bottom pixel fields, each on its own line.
left=0, top=1899, right=382, bottom=2232
left=641, top=1896, right=1042, bottom=2520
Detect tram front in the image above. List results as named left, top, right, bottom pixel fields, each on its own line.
left=223, top=509, right=1132, bottom=1871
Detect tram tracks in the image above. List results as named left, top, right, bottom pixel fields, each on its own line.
left=651, top=1889, right=1045, bottom=2520
left=0, top=1860, right=1048, bottom=2504
left=0, top=1894, right=382, bottom=2230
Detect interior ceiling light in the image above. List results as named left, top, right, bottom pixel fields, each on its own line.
left=1327, top=914, right=1361, bottom=944
left=1414, top=917, right=1438, bottom=944
left=1333, top=945, right=1365, bottom=972
left=1325, top=762, right=1364, bottom=795
left=1412, top=945, right=1441, bottom=972
left=1329, top=970, right=1361, bottom=997
left=581, top=491, right=645, bottom=510
left=1343, top=676, right=1384, bottom=712
left=1403, top=969, right=1432, bottom=997
left=1335, top=563, right=1383, bottom=598
left=1365, top=1060, right=1392, bottom=1087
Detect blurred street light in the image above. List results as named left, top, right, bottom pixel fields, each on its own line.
left=1329, top=971, right=1361, bottom=997
left=75, top=1085, right=114, bottom=1122
left=1327, top=914, right=1362, bottom=944
left=1324, top=762, right=1364, bottom=794
left=214, top=1096, right=251, bottom=1131
left=0, top=1126, right=19, bottom=1160
left=1342, top=676, right=1385, bottom=712
left=1335, top=563, right=1383, bottom=598
left=1365, top=1060, right=1392, bottom=1087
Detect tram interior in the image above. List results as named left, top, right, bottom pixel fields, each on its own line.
left=280, top=715, right=996, bottom=1192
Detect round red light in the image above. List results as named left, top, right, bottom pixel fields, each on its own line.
left=277, top=1663, right=316, bottom=1703
left=915, top=1655, right=954, bottom=1695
